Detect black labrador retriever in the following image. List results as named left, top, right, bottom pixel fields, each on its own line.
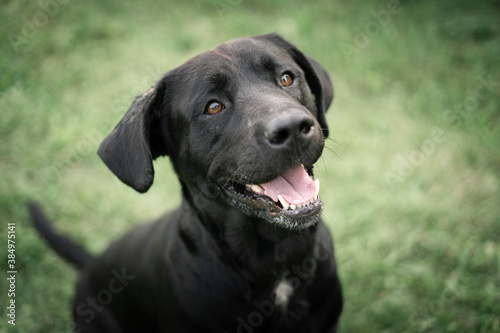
left=28, top=33, right=343, bottom=333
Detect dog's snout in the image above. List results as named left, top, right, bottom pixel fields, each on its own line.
left=264, top=113, right=316, bottom=148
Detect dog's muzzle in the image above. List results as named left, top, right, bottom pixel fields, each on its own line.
left=222, top=164, right=323, bottom=229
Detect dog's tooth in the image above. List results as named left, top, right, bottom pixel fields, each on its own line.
left=314, top=195, right=318, bottom=201
left=290, top=204, right=297, bottom=210
left=250, top=184, right=264, bottom=194
left=315, top=179, right=320, bottom=192
left=278, top=195, right=290, bottom=210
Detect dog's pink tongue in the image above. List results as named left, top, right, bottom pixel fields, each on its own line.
left=260, top=165, right=318, bottom=205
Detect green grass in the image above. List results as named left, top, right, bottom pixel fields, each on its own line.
left=1, top=0, right=499, bottom=332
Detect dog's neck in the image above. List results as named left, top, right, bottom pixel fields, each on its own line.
left=181, top=182, right=316, bottom=239
left=179, top=185, right=318, bottom=282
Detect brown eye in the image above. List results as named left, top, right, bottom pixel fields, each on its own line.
left=206, top=100, right=224, bottom=114
left=279, top=73, right=294, bottom=87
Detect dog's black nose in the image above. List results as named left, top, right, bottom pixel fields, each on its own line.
left=265, top=113, right=316, bottom=148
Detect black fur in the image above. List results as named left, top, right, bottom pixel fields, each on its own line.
left=29, top=33, right=342, bottom=332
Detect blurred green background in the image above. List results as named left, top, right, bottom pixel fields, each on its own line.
left=1, top=0, right=499, bottom=332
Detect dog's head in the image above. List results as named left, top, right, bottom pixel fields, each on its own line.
left=98, top=33, right=333, bottom=229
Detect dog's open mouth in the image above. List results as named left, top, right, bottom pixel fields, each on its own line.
left=223, top=164, right=323, bottom=228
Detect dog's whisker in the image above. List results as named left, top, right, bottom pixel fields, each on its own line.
left=323, top=144, right=345, bottom=162
left=326, top=137, right=350, bottom=148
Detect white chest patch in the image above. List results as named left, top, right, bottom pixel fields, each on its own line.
left=274, top=279, right=294, bottom=310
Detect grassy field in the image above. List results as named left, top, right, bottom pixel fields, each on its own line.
left=1, top=0, right=499, bottom=332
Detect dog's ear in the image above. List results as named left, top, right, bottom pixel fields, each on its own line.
left=257, top=33, right=333, bottom=137
left=97, top=79, right=170, bottom=193
left=303, top=56, right=334, bottom=137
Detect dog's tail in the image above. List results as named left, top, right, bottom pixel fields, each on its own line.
left=26, top=202, right=93, bottom=270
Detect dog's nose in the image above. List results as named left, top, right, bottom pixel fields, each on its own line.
left=264, top=113, right=316, bottom=148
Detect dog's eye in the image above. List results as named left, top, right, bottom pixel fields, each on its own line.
left=279, top=73, right=294, bottom=87
left=206, top=100, right=224, bottom=115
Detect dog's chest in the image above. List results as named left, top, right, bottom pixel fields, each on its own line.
left=273, top=278, right=294, bottom=310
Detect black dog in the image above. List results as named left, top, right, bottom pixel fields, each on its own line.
left=28, top=33, right=343, bottom=332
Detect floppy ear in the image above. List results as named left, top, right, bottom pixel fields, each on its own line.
left=257, top=33, right=333, bottom=137
left=304, top=56, right=334, bottom=137
left=97, top=79, right=170, bottom=193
